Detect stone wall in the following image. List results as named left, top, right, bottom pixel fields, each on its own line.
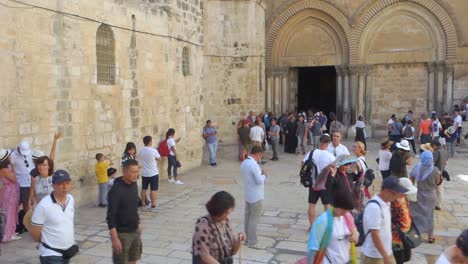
left=202, top=0, right=266, bottom=144
left=0, top=0, right=205, bottom=205
left=371, top=64, right=428, bottom=130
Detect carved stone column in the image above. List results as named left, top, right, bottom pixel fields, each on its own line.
left=427, top=63, right=436, bottom=113
left=444, top=63, right=454, bottom=112
left=342, top=66, right=350, bottom=128
left=364, top=65, right=373, bottom=137
left=266, top=73, right=274, bottom=112
left=357, top=66, right=367, bottom=118
left=435, top=62, right=446, bottom=114
left=349, top=66, right=360, bottom=125
left=271, top=67, right=289, bottom=114
left=335, top=66, right=344, bottom=122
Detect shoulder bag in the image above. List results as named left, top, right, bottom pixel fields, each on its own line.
left=398, top=219, right=422, bottom=249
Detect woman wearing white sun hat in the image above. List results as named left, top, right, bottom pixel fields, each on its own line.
left=389, top=140, right=412, bottom=178
left=391, top=177, right=418, bottom=263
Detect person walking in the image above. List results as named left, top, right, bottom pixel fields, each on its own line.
left=389, top=114, right=403, bottom=150
left=296, top=115, right=307, bottom=155
left=306, top=191, right=359, bottom=264
left=402, top=120, right=417, bottom=155
left=389, top=140, right=412, bottom=178
left=445, top=125, right=457, bottom=158
left=354, top=115, right=367, bottom=149
left=30, top=170, right=77, bottom=264
left=268, top=118, right=280, bottom=161
left=0, top=149, right=21, bottom=242
left=302, top=134, right=335, bottom=228
left=166, top=129, right=183, bottom=185
left=419, top=113, right=433, bottom=146
left=238, top=120, right=251, bottom=161
left=361, top=176, right=409, bottom=264
left=378, top=139, right=393, bottom=179
left=137, top=136, right=161, bottom=211
left=203, top=120, right=218, bottom=166
left=250, top=120, right=265, bottom=148
left=284, top=115, right=298, bottom=154
left=431, top=141, right=448, bottom=210
left=409, top=150, right=441, bottom=243
left=454, top=110, right=463, bottom=146
left=192, top=191, right=245, bottom=263
left=329, top=113, right=344, bottom=134
left=107, top=159, right=142, bottom=264
left=240, top=146, right=266, bottom=248
left=391, top=178, right=418, bottom=264
left=310, top=114, right=322, bottom=149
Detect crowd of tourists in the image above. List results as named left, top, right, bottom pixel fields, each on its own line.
left=0, top=106, right=467, bottom=264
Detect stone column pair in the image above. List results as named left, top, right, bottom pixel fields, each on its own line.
left=427, top=61, right=454, bottom=114
left=266, top=67, right=290, bottom=114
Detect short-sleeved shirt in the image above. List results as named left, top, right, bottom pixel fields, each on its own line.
left=330, top=121, right=344, bottom=133
left=311, top=122, right=322, bottom=136
left=250, top=126, right=264, bottom=142
left=203, top=126, right=217, bottom=144
left=11, top=150, right=33, bottom=187
left=95, top=161, right=110, bottom=184
left=32, top=193, right=75, bottom=257
left=238, top=127, right=250, bottom=145
left=167, top=137, right=176, bottom=156
left=269, top=125, right=280, bottom=141
left=390, top=121, right=403, bottom=136
left=327, top=144, right=350, bottom=157
left=362, top=195, right=392, bottom=258
left=303, top=149, right=335, bottom=173
left=137, top=147, right=160, bottom=177
left=454, top=115, right=462, bottom=127
left=192, top=216, right=236, bottom=262
left=34, top=176, right=54, bottom=202
left=296, top=122, right=306, bottom=137
left=378, top=150, right=392, bottom=171
left=419, top=119, right=432, bottom=135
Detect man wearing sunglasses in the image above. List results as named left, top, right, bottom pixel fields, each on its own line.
left=11, top=140, right=34, bottom=213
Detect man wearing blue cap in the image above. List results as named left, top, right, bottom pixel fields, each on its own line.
left=361, top=176, right=409, bottom=264
left=30, top=170, right=77, bottom=264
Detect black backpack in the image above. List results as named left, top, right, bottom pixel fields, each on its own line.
left=299, top=150, right=317, bottom=188
left=355, top=200, right=382, bottom=246
left=359, top=158, right=375, bottom=187
left=403, top=126, right=413, bottom=138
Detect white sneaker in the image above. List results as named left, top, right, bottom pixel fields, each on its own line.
left=168, top=178, right=175, bottom=184
left=10, top=235, right=22, bottom=241
left=175, top=180, right=184, bottom=185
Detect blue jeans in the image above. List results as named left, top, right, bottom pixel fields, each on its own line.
left=40, top=256, right=69, bottom=264
left=167, top=154, right=178, bottom=177
left=207, top=142, right=218, bottom=164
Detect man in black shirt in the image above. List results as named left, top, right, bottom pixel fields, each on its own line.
left=107, top=159, right=141, bottom=264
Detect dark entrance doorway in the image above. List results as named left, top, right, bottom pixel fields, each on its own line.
left=297, top=66, right=336, bottom=115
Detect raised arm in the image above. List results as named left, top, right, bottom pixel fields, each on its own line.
left=49, top=132, right=61, bottom=161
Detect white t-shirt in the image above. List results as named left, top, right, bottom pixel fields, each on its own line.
left=362, top=195, right=392, bottom=258
left=433, top=120, right=441, bottom=137
left=454, top=115, right=462, bottom=127
left=378, top=150, right=392, bottom=171
left=435, top=253, right=450, bottom=264
left=137, top=146, right=160, bottom=177
left=250, top=126, right=264, bottom=142
left=324, top=217, right=351, bottom=264
left=32, top=194, right=75, bottom=257
left=167, top=137, right=176, bottom=156
left=327, top=143, right=350, bottom=157
left=303, top=149, right=335, bottom=173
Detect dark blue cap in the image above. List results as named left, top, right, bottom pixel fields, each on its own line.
left=382, top=176, right=409, bottom=194
left=52, top=169, right=71, bottom=184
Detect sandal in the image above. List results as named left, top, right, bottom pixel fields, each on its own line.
left=428, top=237, right=435, bottom=243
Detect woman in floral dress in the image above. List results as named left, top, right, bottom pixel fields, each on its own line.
left=0, top=149, right=20, bottom=242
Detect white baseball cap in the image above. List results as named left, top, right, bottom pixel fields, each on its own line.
left=19, top=141, right=32, bottom=156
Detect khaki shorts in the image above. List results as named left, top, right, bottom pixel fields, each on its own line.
left=113, top=232, right=142, bottom=264
left=360, top=253, right=396, bottom=264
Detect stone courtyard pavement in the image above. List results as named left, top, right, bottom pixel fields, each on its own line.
left=1, top=140, right=468, bottom=264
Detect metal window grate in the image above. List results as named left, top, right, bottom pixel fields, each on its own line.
left=182, top=47, right=190, bottom=76
left=96, top=24, right=116, bottom=85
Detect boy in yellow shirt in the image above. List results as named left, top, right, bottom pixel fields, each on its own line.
left=95, top=153, right=114, bottom=207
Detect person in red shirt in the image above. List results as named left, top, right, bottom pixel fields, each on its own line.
left=419, top=113, right=433, bottom=147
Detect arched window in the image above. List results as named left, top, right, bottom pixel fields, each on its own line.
left=96, top=24, right=116, bottom=85
left=182, top=47, right=190, bottom=76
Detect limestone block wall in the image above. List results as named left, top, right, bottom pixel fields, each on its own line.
left=0, top=0, right=204, bottom=205
left=371, top=64, right=428, bottom=132
left=203, top=0, right=266, bottom=144
left=454, top=64, right=468, bottom=106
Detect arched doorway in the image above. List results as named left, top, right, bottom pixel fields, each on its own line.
left=266, top=2, right=350, bottom=120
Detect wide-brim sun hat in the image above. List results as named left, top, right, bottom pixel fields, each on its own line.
left=396, top=140, right=411, bottom=151
left=420, top=143, right=433, bottom=152
left=0, top=148, right=11, bottom=162
left=32, top=150, right=45, bottom=160
left=19, top=140, right=32, bottom=156
left=399, top=177, right=417, bottom=195
left=447, top=126, right=456, bottom=135
left=333, top=154, right=359, bottom=167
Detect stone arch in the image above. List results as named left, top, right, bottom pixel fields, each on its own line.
left=266, top=0, right=351, bottom=67
left=351, top=0, right=458, bottom=64
left=358, top=4, right=446, bottom=64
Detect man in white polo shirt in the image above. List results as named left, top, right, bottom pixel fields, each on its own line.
left=327, top=131, right=350, bottom=157
left=361, top=176, right=408, bottom=264
left=30, top=169, right=77, bottom=264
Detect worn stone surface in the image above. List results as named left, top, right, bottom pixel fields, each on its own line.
left=1, top=140, right=468, bottom=263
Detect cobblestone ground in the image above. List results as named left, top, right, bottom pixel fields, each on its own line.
left=1, top=139, right=467, bottom=264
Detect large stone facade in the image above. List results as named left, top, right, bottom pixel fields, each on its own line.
left=0, top=0, right=265, bottom=205
left=264, top=0, right=468, bottom=135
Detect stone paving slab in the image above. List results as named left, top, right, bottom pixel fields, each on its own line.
left=1, top=140, right=467, bottom=263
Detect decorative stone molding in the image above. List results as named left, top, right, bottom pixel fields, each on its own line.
left=266, top=0, right=351, bottom=66
left=351, top=0, right=458, bottom=64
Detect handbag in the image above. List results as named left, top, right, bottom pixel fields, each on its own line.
left=399, top=220, right=422, bottom=249
left=42, top=242, right=79, bottom=259
left=176, top=160, right=182, bottom=168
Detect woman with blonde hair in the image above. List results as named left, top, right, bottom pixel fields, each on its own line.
left=351, top=141, right=369, bottom=211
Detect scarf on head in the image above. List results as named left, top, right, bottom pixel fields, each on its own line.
left=411, top=150, right=434, bottom=181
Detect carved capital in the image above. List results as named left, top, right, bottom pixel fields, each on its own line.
left=435, top=61, right=446, bottom=72
left=427, top=62, right=437, bottom=73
